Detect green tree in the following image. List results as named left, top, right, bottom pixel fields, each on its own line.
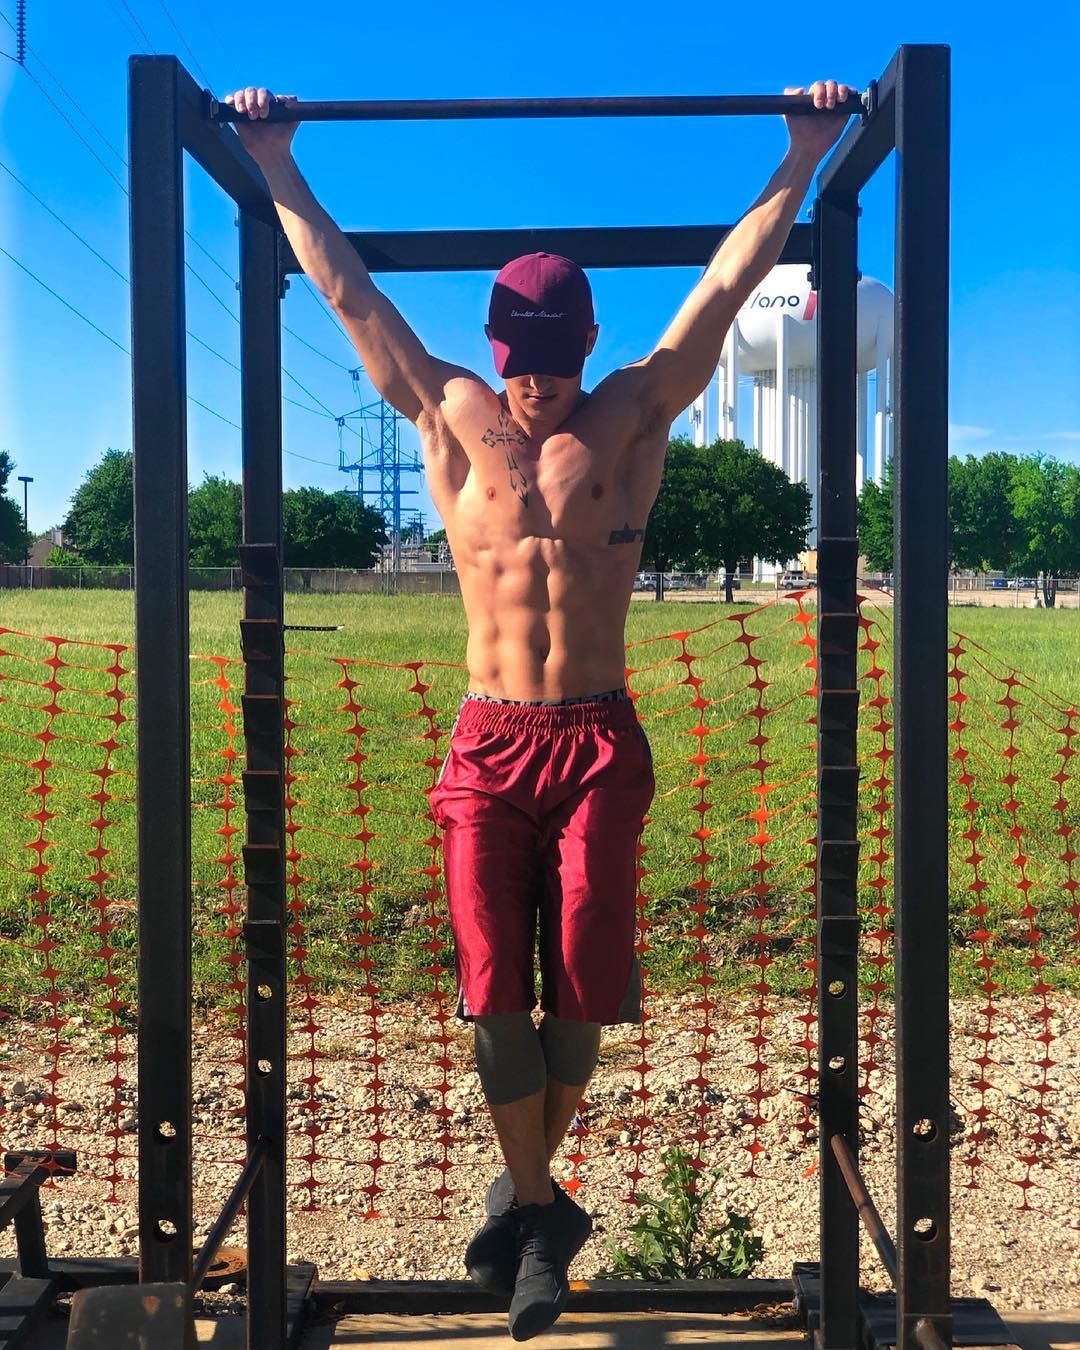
left=188, top=475, right=242, bottom=567
left=693, top=439, right=811, bottom=600
left=283, top=487, right=386, bottom=568
left=949, top=452, right=1023, bottom=573
left=857, top=460, right=894, bottom=573
left=1009, top=455, right=1080, bottom=608
left=426, top=528, right=448, bottom=546
left=44, top=545, right=81, bottom=567
left=643, top=438, right=710, bottom=600
left=63, top=448, right=134, bottom=565
left=0, top=451, right=28, bottom=563
left=647, top=438, right=810, bottom=602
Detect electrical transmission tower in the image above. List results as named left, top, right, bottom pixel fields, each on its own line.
left=337, top=368, right=425, bottom=570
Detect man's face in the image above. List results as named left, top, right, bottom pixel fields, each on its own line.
left=488, top=325, right=599, bottom=432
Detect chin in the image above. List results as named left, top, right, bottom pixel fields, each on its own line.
left=530, top=404, right=567, bottom=428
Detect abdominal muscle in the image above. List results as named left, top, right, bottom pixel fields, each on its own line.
left=457, top=535, right=636, bottom=701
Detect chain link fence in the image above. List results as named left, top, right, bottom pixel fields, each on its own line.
left=3, top=564, right=1078, bottom=606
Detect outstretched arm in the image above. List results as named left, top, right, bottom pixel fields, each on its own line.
left=226, top=87, right=473, bottom=424
left=635, top=80, right=855, bottom=424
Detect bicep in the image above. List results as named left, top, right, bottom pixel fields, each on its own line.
left=644, top=275, right=741, bottom=421
left=332, top=282, right=462, bottom=422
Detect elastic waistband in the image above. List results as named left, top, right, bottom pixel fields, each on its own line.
left=463, top=687, right=630, bottom=707
left=455, top=686, right=640, bottom=731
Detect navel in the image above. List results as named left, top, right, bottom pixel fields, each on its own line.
left=486, top=486, right=497, bottom=500
left=591, top=483, right=604, bottom=500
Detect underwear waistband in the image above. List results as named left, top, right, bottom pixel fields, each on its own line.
left=453, top=686, right=640, bottom=732
left=462, top=687, right=629, bottom=707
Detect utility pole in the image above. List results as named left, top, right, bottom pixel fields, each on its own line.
left=17, top=475, right=32, bottom=565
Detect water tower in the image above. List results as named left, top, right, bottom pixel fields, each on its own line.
left=690, top=262, right=894, bottom=552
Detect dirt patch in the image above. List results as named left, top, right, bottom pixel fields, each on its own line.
left=2, top=994, right=1078, bottom=1311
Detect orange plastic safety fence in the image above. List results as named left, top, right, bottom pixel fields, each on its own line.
left=3, top=604, right=1079, bottom=1224
left=0, top=627, right=135, bottom=1199
left=944, top=634, right=1075, bottom=1210
left=189, top=653, right=248, bottom=1184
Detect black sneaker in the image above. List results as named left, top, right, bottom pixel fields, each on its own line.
left=507, top=1184, right=592, bottom=1342
left=463, top=1167, right=518, bottom=1297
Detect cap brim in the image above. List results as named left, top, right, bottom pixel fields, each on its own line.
left=489, top=331, right=588, bottom=380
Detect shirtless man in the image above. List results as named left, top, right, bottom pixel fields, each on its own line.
left=226, top=78, right=853, bottom=1342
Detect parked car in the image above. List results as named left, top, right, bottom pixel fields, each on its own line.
left=778, top=572, right=807, bottom=590
left=990, top=577, right=1009, bottom=590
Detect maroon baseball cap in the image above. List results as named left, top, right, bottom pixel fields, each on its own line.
left=487, top=253, right=595, bottom=379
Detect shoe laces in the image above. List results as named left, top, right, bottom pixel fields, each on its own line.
left=515, top=1207, right=558, bottom=1270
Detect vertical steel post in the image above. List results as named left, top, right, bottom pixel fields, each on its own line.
left=894, top=45, right=952, bottom=1350
left=238, top=211, right=288, bottom=1350
left=129, top=55, right=193, bottom=1284
left=813, top=190, right=862, bottom=1350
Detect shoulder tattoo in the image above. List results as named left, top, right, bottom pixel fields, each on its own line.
left=609, top=523, right=645, bottom=545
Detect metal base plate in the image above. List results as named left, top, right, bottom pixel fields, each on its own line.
left=0, top=1260, right=315, bottom=1350
left=793, top=1263, right=1014, bottom=1348
left=0, top=1272, right=58, bottom=1350
left=308, top=1276, right=792, bottom=1317
left=66, top=1282, right=195, bottom=1350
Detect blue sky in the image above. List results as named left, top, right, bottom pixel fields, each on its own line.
left=1, top=1, right=1078, bottom=538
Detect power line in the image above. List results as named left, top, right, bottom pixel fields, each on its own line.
left=0, top=27, right=128, bottom=193
left=283, top=448, right=341, bottom=468
left=0, top=12, right=126, bottom=168
left=185, top=230, right=355, bottom=372
left=115, top=0, right=157, bottom=54
left=152, top=0, right=215, bottom=91
left=2, top=10, right=356, bottom=380
left=0, top=156, right=327, bottom=421
left=200, top=12, right=238, bottom=80
left=4, top=18, right=379, bottom=463
left=0, top=240, right=336, bottom=440
left=0, top=241, right=128, bottom=354
left=0, top=157, right=127, bottom=282
left=101, top=0, right=148, bottom=53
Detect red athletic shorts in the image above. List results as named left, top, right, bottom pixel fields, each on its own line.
left=429, top=689, right=654, bottom=1025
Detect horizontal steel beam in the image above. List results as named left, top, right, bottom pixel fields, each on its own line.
left=211, top=91, right=870, bottom=123
left=128, top=56, right=279, bottom=228
left=306, top=1277, right=793, bottom=1316
left=817, top=49, right=902, bottom=200
left=281, top=223, right=814, bottom=275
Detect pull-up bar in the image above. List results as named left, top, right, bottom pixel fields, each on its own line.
left=208, top=89, right=873, bottom=124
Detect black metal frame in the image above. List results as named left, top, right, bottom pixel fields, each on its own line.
left=59, top=41, right=987, bottom=1350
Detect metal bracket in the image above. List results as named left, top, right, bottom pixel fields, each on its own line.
left=809, top=200, right=821, bottom=291
left=861, top=80, right=879, bottom=124
left=795, top=1264, right=1011, bottom=1349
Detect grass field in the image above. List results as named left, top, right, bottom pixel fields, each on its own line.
left=2, top=588, right=1078, bottom=1031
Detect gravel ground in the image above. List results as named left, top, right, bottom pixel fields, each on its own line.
left=2, top=993, right=1078, bottom=1313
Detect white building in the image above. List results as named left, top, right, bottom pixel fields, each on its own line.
left=690, top=263, right=895, bottom=559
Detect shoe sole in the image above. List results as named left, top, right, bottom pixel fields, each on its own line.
left=509, top=1276, right=569, bottom=1342
left=508, top=1214, right=592, bottom=1341
left=464, top=1260, right=514, bottom=1300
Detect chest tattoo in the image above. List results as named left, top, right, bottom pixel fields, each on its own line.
left=505, top=451, right=529, bottom=507
left=481, top=412, right=528, bottom=449
left=609, top=522, right=645, bottom=545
